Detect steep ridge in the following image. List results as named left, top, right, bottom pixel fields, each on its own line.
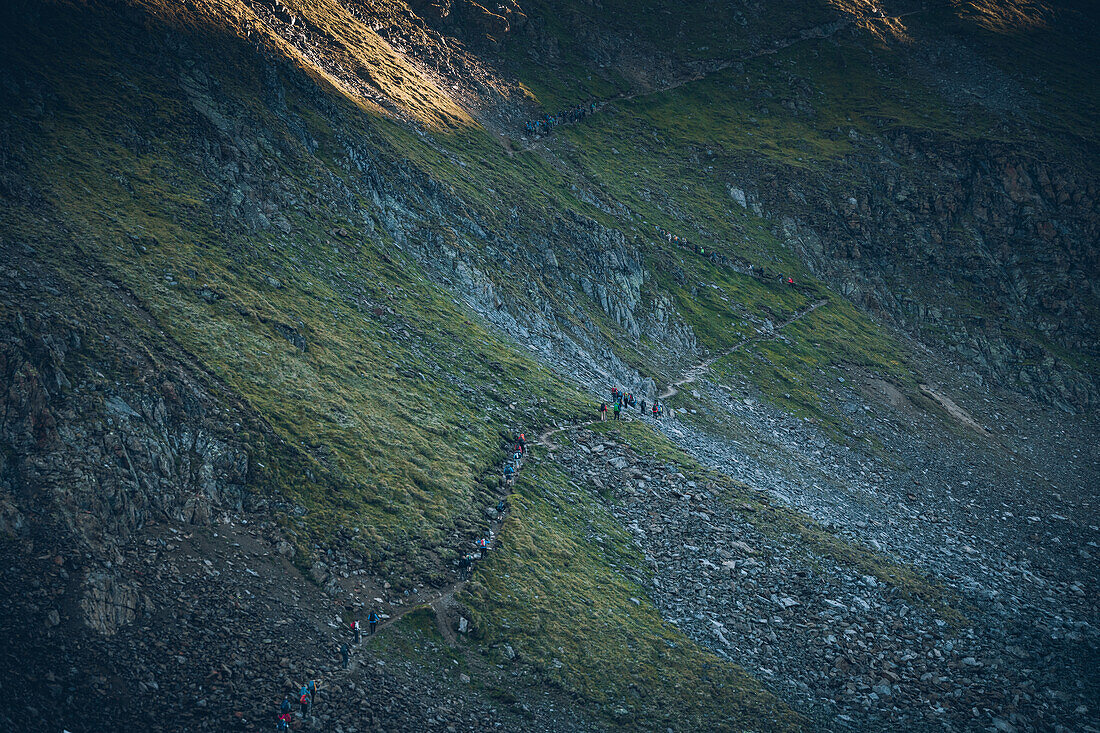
left=0, top=0, right=1097, bottom=731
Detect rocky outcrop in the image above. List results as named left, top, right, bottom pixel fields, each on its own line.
left=0, top=257, right=253, bottom=637
left=750, top=131, right=1099, bottom=412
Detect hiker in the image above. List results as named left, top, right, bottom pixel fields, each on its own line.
left=518, top=433, right=526, bottom=452
left=369, top=610, right=380, bottom=635
left=341, top=641, right=350, bottom=669
left=652, top=401, right=659, bottom=418
left=477, top=537, right=491, bottom=558
left=611, top=387, right=619, bottom=402
left=497, top=498, right=507, bottom=513
left=640, top=398, right=647, bottom=414
left=786, top=276, right=795, bottom=286
left=613, top=401, right=622, bottom=420
left=307, top=679, right=318, bottom=708
left=280, top=696, right=292, bottom=715
left=600, top=402, right=608, bottom=421
left=298, top=684, right=311, bottom=716
left=503, top=463, right=515, bottom=484
left=353, top=618, right=362, bottom=644
left=278, top=712, right=291, bottom=731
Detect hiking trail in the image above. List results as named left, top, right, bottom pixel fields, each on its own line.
left=362, top=298, right=827, bottom=645
left=659, top=298, right=827, bottom=400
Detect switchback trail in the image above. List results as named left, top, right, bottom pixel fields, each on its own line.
left=364, top=298, right=827, bottom=643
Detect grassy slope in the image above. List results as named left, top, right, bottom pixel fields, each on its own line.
left=0, top=3, right=810, bottom=727
left=1, top=4, right=592, bottom=581
left=460, top=420, right=960, bottom=728
left=6, top=0, right=1075, bottom=727
left=462, top=451, right=803, bottom=731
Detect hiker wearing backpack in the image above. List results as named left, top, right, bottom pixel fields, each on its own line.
left=307, top=678, right=318, bottom=707
left=280, top=696, right=292, bottom=715
left=600, top=402, right=608, bottom=421
left=277, top=712, right=291, bottom=731
left=640, top=398, right=647, bottom=415
left=341, top=642, right=351, bottom=669
left=298, top=684, right=311, bottom=716
left=353, top=619, right=362, bottom=644
left=369, top=610, right=380, bottom=635
left=613, top=402, right=622, bottom=420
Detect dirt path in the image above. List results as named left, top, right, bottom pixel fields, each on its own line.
left=538, top=419, right=598, bottom=450
left=509, top=8, right=928, bottom=154
left=658, top=298, right=827, bottom=400
left=365, top=299, right=826, bottom=644
left=512, top=19, right=853, bottom=151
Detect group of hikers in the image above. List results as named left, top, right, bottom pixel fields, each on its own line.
left=277, top=679, right=319, bottom=730
left=654, top=224, right=706, bottom=256
left=653, top=224, right=801, bottom=288
left=523, top=101, right=598, bottom=136
left=274, top=612, right=384, bottom=728
left=457, top=433, right=524, bottom=579
left=601, top=386, right=662, bottom=421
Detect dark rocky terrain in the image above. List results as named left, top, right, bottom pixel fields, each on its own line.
left=0, top=0, right=1097, bottom=731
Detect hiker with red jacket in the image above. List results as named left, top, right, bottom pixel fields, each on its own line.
left=298, top=684, right=311, bottom=716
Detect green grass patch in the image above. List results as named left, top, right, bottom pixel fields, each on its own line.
left=461, top=457, right=801, bottom=731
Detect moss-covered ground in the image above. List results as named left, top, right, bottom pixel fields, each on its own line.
left=461, top=453, right=803, bottom=731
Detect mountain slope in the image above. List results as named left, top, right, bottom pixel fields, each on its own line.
left=0, top=0, right=1097, bottom=731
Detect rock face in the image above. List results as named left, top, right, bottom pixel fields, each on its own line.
left=759, top=133, right=1099, bottom=412
left=0, top=260, right=251, bottom=638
